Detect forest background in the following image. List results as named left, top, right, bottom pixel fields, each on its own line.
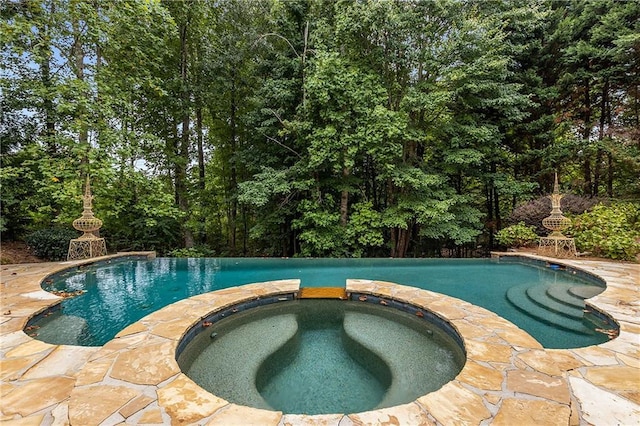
left=2, top=0, right=639, bottom=259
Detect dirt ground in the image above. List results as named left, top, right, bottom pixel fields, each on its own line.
left=0, top=241, right=45, bottom=264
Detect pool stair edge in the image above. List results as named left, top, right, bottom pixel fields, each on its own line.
left=545, top=283, right=589, bottom=309
left=525, top=285, right=585, bottom=320
left=505, top=285, right=595, bottom=335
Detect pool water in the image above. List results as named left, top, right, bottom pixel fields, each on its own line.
left=37, top=257, right=611, bottom=348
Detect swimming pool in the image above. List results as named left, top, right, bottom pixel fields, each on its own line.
left=33, top=257, right=614, bottom=348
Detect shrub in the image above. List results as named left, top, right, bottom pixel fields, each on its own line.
left=24, top=227, right=79, bottom=261
left=568, top=202, right=640, bottom=261
left=168, top=246, right=215, bottom=258
left=495, top=222, right=539, bottom=248
left=507, top=195, right=603, bottom=235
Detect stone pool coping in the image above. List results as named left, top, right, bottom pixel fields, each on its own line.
left=0, top=253, right=638, bottom=425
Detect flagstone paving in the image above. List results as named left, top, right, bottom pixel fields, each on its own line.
left=0, top=252, right=638, bottom=425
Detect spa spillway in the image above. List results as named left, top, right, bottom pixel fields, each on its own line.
left=176, top=289, right=466, bottom=415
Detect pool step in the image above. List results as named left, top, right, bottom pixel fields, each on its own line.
left=546, top=283, right=587, bottom=309
left=298, top=287, right=347, bottom=300
left=506, top=285, right=594, bottom=335
left=30, top=314, right=89, bottom=346
left=526, top=285, right=585, bottom=320
left=569, top=285, right=604, bottom=299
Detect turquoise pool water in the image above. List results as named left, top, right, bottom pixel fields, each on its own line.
left=36, top=257, right=611, bottom=348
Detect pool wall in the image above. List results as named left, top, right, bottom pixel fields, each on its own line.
left=495, top=253, right=606, bottom=287
left=347, top=291, right=465, bottom=350
left=175, top=293, right=297, bottom=361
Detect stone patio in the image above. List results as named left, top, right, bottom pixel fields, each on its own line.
left=1, top=253, right=638, bottom=425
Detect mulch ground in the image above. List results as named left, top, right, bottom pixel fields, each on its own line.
left=0, top=241, right=45, bottom=264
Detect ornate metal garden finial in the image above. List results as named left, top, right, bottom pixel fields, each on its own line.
left=73, top=176, right=103, bottom=239
left=538, top=172, right=577, bottom=257
left=542, top=172, right=572, bottom=238
left=67, top=176, right=107, bottom=260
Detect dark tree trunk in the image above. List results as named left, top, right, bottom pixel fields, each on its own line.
left=178, top=21, right=194, bottom=248
left=196, top=104, right=205, bottom=190
left=594, top=78, right=609, bottom=197
left=492, top=162, right=501, bottom=232
left=340, top=166, right=350, bottom=227
left=582, top=77, right=593, bottom=196
left=72, top=17, right=89, bottom=177
left=228, top=75, right=238, bottom=254
left=607, top=153, right=614, bottom=197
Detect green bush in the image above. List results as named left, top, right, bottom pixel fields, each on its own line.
left=568, top=202, right=640, bottom=261
left=495, top=222, right=539, bottom=248
left=24, top=227, right=79, bottom=261
left=168, top=246, right=215, bottom=258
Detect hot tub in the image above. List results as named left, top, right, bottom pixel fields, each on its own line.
left=176, top=293, right=465, bottom=415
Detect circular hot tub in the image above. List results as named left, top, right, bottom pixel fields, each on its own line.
left=176, top=293, right=465, bottom=415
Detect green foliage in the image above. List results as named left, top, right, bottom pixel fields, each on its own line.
left=168, top=246, right=215, bottom=258
left=2, top=0, right=639, bottom=258
left=24, top=228, right=79, bottom=261
left=568, top=203, right=640, bottom=261
left=97, top=170, right=184, bottom=253
left=292, top=198, right=343, bottom=257
left=343, top=202, right=385, bottom=257
left=495, top=223, right=539, bottom=248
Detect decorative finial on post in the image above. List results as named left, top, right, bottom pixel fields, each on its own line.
left=548, top=172, right=565, bottom=218
left=83, top=176, right=94, bottom=210
left=72, top=176, right=103, bottom=239
left=538, top=172, right=577, bottom=257
left=67, top=176, right=107, bottom=260
left=542, top=172, right=571, bottom=237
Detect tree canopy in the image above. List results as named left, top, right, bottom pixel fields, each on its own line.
left=2, top=0, right=639, bottom=257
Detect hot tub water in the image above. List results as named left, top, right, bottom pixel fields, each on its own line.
left=177, top=299, right=465, bottom=415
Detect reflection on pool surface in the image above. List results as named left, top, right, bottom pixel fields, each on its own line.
left=35, top=257, right=613, bottom=348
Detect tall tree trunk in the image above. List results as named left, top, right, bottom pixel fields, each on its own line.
left=228, top=75, right=238, bottom=254
left=72, top=17, right=89, bottom=177
left=196, top=103, right=205, bottom=190
left=340, top=166, right=350, bottom=226
left=242, top=206, right=248, bottom=255
left=582, top=77, right=593, bottom=196
left=390, top=228, right=398, bottom=258
left=178, top=21, right=194, bottom=248
left=486, top=183, right=494, bottom=248
left=492, top=162, right=501, bottom=232
left=607, top=153, right=614, bottom=197
left=37, top=6, right=56, bottom=154
left=395, top=226, right=411, bottom=258
left=594, top=78, right=609, bottom=197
